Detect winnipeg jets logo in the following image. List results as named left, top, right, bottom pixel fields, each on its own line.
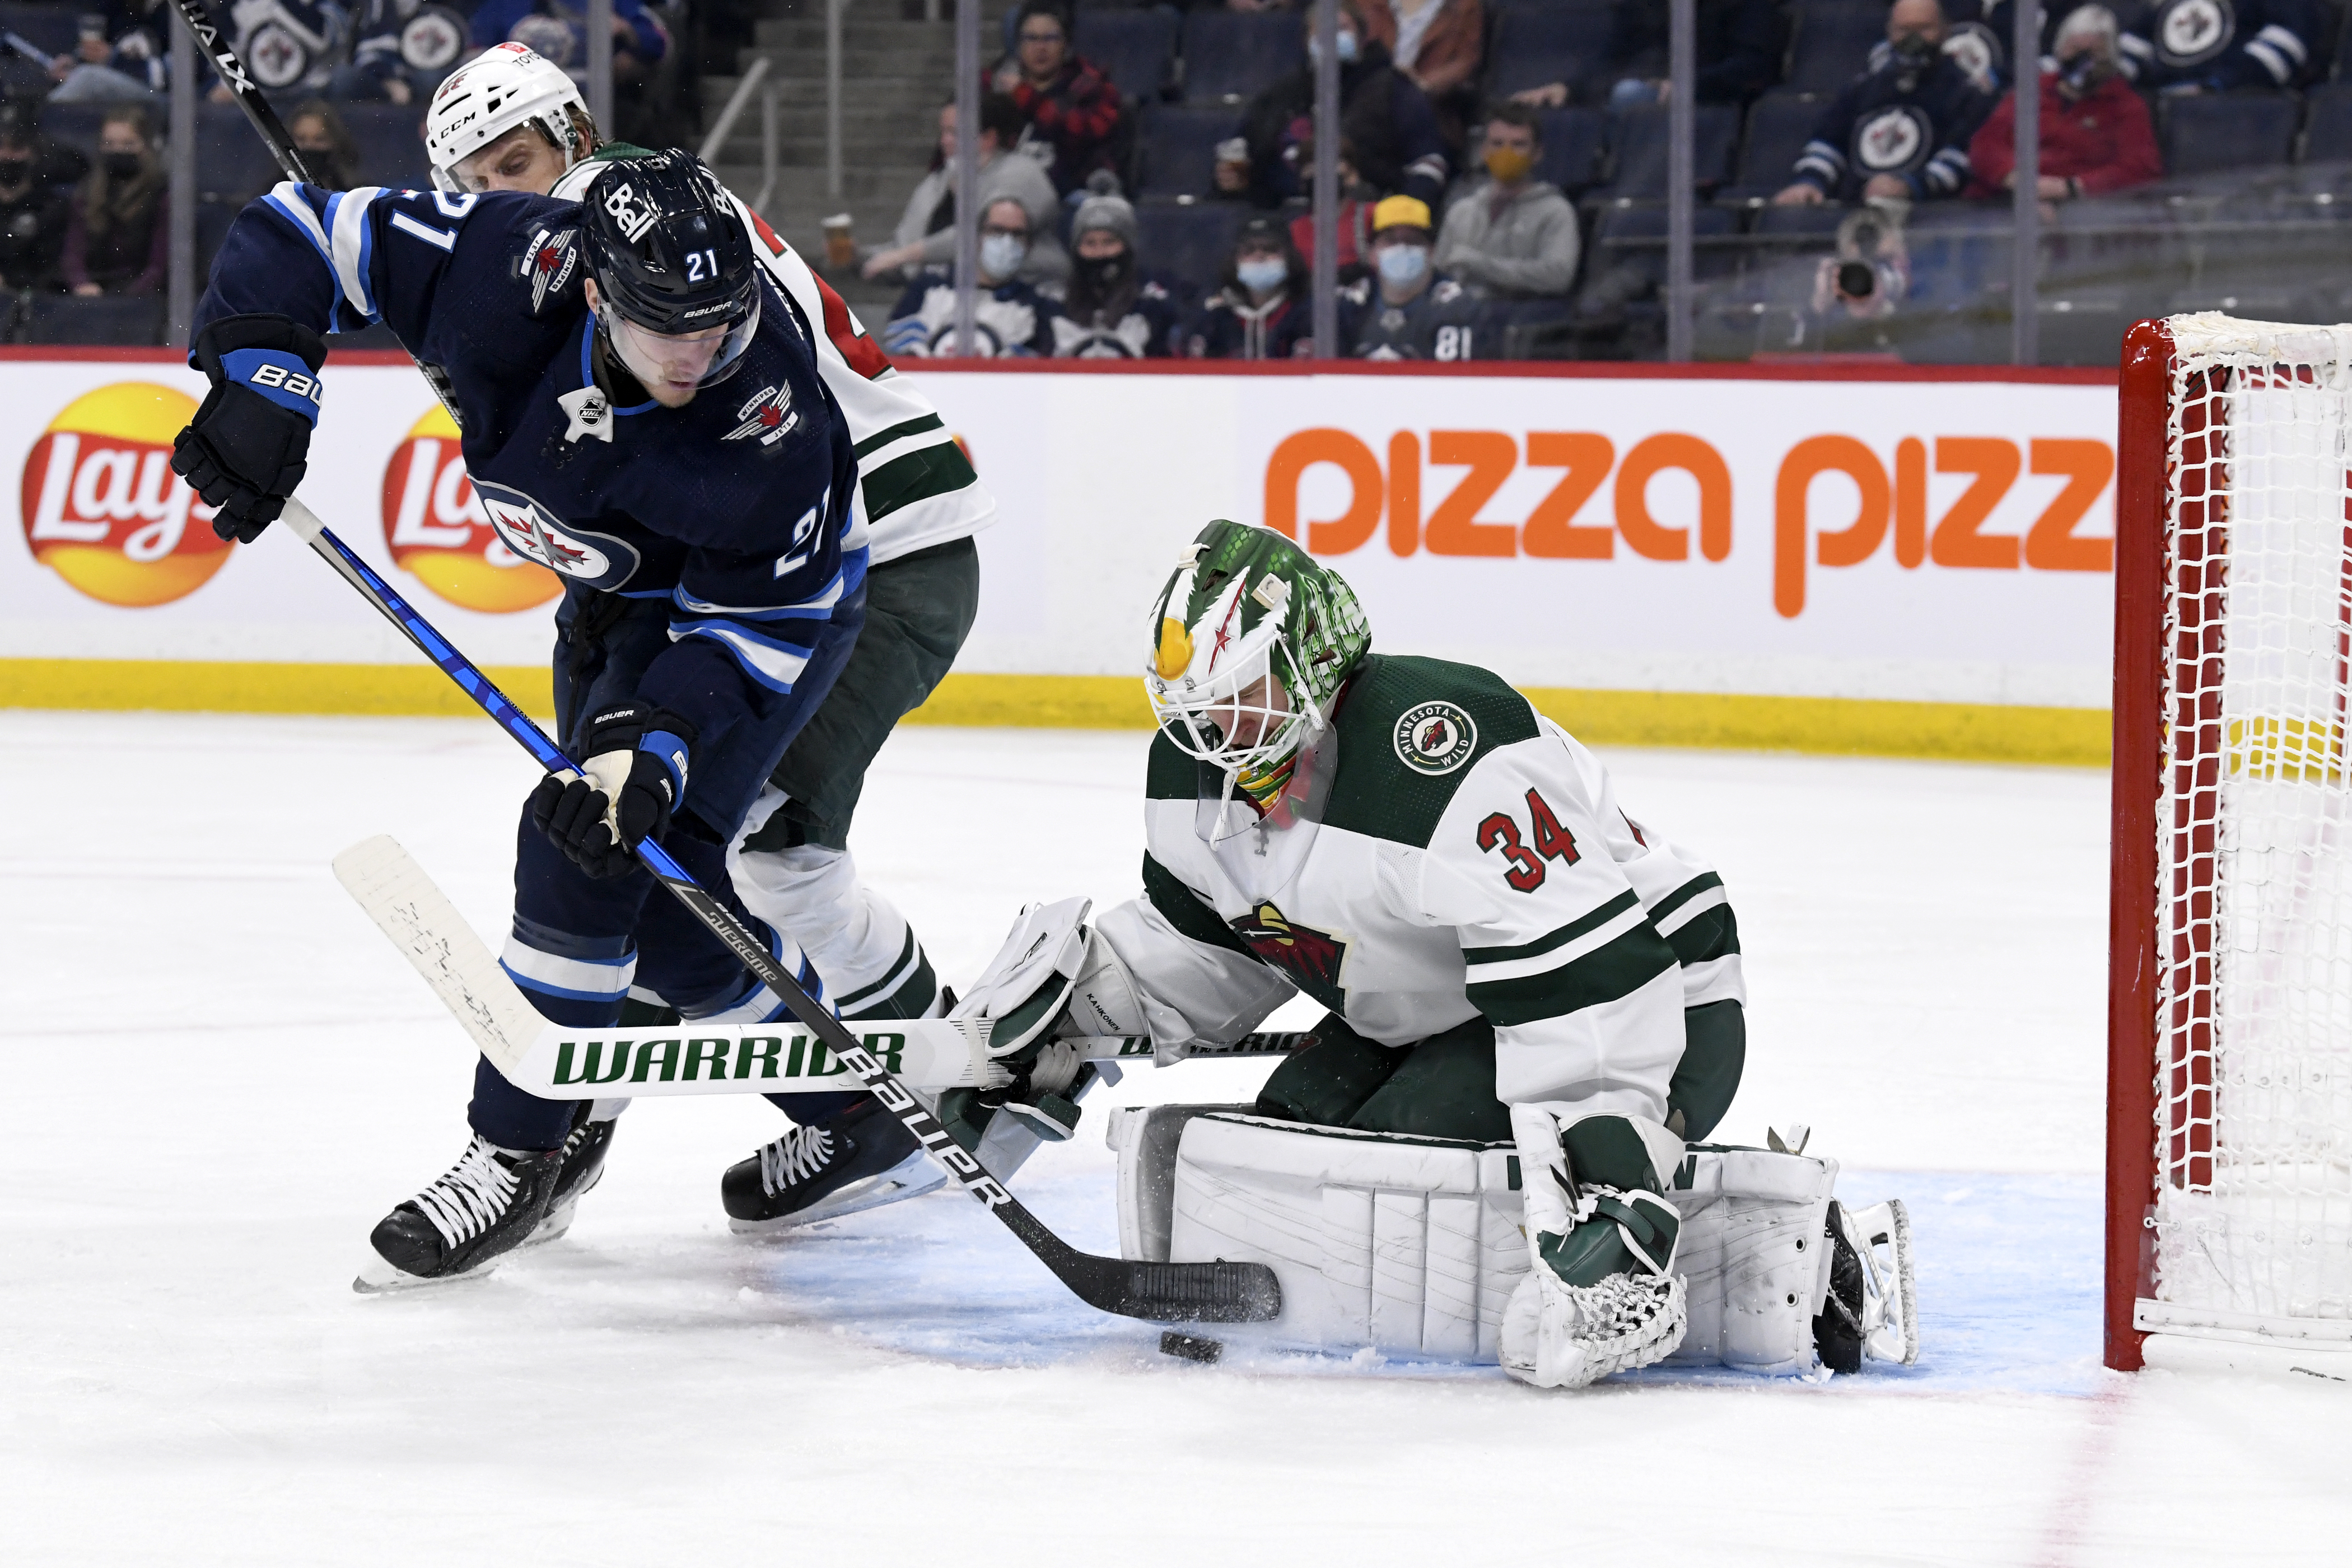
left=1855, top=106, right=1927, bottom=172
left=2158, top=0, right=2232, bottom=66
left=724, top=384, right=798, bottom=446
left=520, top=226, right=579, bottom=314
left=1393, top=701, right=1478, bottom=775
left=473, top=480, right=641, bottom=590
left=1228, top=901, right=1348, bottom=999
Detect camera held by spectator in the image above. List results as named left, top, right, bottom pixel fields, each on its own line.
left=1810, top=204, right=1911, bottom=321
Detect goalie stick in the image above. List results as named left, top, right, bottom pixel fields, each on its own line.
left=164, top=5, right=1279, bottom=1327
left=337, top=833, right=1308, bottom=1098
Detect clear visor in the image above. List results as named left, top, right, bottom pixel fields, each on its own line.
left=1147, top=633, right=1317, bottom=786
left=600, top=291, right=759, bottom=394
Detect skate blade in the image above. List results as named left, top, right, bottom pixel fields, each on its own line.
left=728, top=1152, right=949, bottom=1237
left=351, top=1248, right=501, bottom=1295
left=512, top=1196, right=580, bottom=1254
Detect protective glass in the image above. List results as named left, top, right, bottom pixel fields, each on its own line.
left=600, top=291, right=760, bottom=392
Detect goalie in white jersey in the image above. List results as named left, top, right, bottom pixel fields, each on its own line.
left=947, top=520, right=1914, bottom=1387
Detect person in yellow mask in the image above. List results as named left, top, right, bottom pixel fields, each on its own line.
left=1432, top=101, right=1581, bottom=302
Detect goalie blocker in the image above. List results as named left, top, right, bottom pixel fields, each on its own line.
left=1105, top=1105, right=1919, bottom=1376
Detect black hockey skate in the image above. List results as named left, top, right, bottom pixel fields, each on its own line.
left=519, top=1105, right=618, bottom=1252
left=355, top=1135, right=566, bottom=1292
left=721, top=1096, right=945, bottom=1235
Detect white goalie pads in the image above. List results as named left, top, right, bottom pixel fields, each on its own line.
left=1107, top=1105, right=1920, bottom=1375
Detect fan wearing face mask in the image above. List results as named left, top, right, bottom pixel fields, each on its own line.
left=1333, top=194, right=1486, bottom=361
left=1966, top=5, right=2160, bottom=205
left=1049, top=181, right=1182, bottom=358
left=1431, top=102, right=1579, bottom=304
left=882, top=195, right=1060, bottom=357
left=62, top=103, right=166, bottom=297
left=1187, top=214, right=1314, bottom=361
left=1236, top=0, right=1450, bottom=209
left=1774, top=0, right=1996, bottom=206
left=0, top=113, right=72, bottom=293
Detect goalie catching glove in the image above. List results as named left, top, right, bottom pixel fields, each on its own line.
left=530, top=702, right=697, bottom=878
left=1500, top=1107, right=1689, bottom=1390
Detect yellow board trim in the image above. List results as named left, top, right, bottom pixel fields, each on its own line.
left=0, top=660, right=2111, bottom=766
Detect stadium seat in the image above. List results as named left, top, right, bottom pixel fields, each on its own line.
left=1077, top=8, right=1179, bottom=102
left=1180, top=10, right=1304, bottom=105
left=2303, top=83, right=2352, bottom=165
left=1136, top=198, right=1244, bottom=298
left=2160, top=93, right=2299, bottom=178
left=1591, top=105, right=1738, bottom=201
left=1137, top=103, right=1245, bottom=198
left=18, top=293, right=164, bottom=347
left=1749, top=202, right=1844, bottom=238
left=1482, top=2, right=1617, bottom=103
left=1728, top=92, right=1829, bottom=198
left=1536, top=108, right=1607, bottom=193
left=339, top=104, right=432, bottom=189
left=1783, top=3, right=1888, bottom=94
left=1588, top=201, right=1743, bottom=286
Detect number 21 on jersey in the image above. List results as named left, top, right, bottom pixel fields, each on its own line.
left=1476, top=789, right=1579, bottom=892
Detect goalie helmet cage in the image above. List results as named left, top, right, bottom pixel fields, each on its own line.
left=2108, top=313, right=2352, bottom=1375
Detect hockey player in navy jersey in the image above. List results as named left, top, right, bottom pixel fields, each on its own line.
left=171, top=150, right=871, bottom=1287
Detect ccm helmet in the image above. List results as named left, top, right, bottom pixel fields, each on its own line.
left=578, top=151, right=762, bottom=391
left=424, top=42, right=590, bottom=193
left=1146, top=520, right=1370, bottom=802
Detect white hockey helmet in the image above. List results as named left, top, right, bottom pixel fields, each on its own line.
left=423, top=42, right=591, bottom=193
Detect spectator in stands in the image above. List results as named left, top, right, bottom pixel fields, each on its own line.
left=866, top=95, right=1070, bottom=288
left=989, top=1, right=1124, bottom=198
left=1358, top=0, right=1485, bottom=147
left=1051, top=180, right=1183, bottom=357
left=1594, top=0, right=1784, bottom=109
left=1774, top=0, right=1994, bottom=206
left=1433, top=102, right=1578, bottom=301
left=2118, top=0, right=2318, bottom=93
left=1336, top=194, right=1484, bottom=359
left=0, top=102, right=90, bottom=192
left=0, top=116, right=72, bottom=293
left=1187, top=214, right=1313, bottom=360
left=47, top=2, right=169, bottom=104
left=1240, top=0, right=1449, bottom=207
left=332, top=0, right=471, bottom=105
left=1968, top=6, right=2160, bottom=204
left=883, top=196, right=1058, bottom=358
left=470, top=0, right=668, bottom=90
left=1284, top=136, right=1375, bottom=278
left=1809, top=204, right=1910, bottom=323
left=287, top=100, right=363, bottom=190
left=62, top=105, right=165, bottom=297
left=211, top=0, right=349, bottom=101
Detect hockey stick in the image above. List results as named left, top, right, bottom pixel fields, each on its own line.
left=165, top=6, right=1276, bottom=1326
left=337, top=832, right=1305, bottom=1098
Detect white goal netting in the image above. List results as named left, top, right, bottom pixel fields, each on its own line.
left=2150, top=315, right=2352, bottom=1335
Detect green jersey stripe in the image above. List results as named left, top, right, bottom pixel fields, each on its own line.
left=1665, top=904, right=1741, bottom=965
left=1468, top=922, right=1678, bottom=1026
left=1143, top=852, right=1256, bottom=960
left=854, top=412, right=946, bottom=458
left=1463, top=889, right=1641, bottom=966
left=1648, top=871, right=1725, bottom=925
left=863, top=442, right=979, bottom=523
left=832, top=926, right=920, bottom=1009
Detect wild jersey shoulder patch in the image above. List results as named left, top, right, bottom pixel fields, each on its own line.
left=1393, top=701, right=1478, bottom=775
left=519, top=226, right=581, bottom=315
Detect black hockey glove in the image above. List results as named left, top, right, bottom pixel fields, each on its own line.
left=530, top=702, right=698, bottom=878
left=172, top=313, right=329, bottom=544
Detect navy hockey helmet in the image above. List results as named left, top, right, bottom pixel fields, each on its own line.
left=578, top=150, right=762, bottom=393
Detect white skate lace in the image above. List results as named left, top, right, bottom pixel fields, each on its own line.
left=758, top=1126, right=835, bottom=1196
left=411, top=1136, right=521, bottom=1249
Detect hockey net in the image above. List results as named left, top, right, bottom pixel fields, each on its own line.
left=2110, top=312, right=2352, bottom=1370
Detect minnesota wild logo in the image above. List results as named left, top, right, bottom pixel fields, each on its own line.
left=1229, top=900, right=1347, bottom=1000
left=1394, top=700, right=1478, bottom=775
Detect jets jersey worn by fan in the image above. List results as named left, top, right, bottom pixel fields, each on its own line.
left=552, top=147, right=993, bottom=566
left=1098, top=654, right=1743, bottom=1124
left=195, top=180, right=859, bottom=838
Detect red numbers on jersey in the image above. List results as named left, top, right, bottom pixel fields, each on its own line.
left=1476, top=789, right=1580, bottom=893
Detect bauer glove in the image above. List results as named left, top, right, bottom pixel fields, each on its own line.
left=531, top=702, right=698, bottom=879
left=172, top=314, right=328, bottom=543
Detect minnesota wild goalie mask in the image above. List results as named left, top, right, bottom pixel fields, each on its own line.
left=1145, top=520, right=1371, bottom=805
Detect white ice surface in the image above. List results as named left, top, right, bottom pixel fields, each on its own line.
left=4, top=715, right=2348, bottom=1565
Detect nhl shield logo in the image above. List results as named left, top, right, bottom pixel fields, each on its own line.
left=1394, top=701, right=1478, bottom=775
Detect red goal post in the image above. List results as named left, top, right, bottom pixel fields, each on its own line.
left=2108, top=314, right=2352, bottom=1376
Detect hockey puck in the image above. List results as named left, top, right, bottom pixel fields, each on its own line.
left=1159, top=1331, right=1223, bottom=1364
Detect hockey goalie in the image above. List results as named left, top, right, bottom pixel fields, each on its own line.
left=945, top=520, right=1917, bottom=1387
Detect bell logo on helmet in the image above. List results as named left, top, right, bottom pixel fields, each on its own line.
left=603, top=181, right=661, bottom=244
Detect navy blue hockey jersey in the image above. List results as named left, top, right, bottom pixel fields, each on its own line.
left=1792, top=52, right=1996, bottom=201
left=194, top=180, right=864, bottom=839
left=2119, top=0, right=2317, bottom=91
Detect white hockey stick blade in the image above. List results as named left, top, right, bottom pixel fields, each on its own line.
left=333, top=834, right=543, bottom=1079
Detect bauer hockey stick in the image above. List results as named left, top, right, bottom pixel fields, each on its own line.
left=165, top=4, right=1278, bottom=1327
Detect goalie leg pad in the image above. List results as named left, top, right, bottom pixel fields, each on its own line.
left=1668, top=1145, right=1838, bottom=1375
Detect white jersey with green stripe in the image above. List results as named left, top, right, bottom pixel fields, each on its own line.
left=554, top=148, right=993, bottom=565
left=1095, top=653, right=1743, bottom=1125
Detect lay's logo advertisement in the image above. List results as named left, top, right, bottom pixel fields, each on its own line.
left=20, top=383, right=226, bottom=608
left=380, top=406, right=561, bottom=614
